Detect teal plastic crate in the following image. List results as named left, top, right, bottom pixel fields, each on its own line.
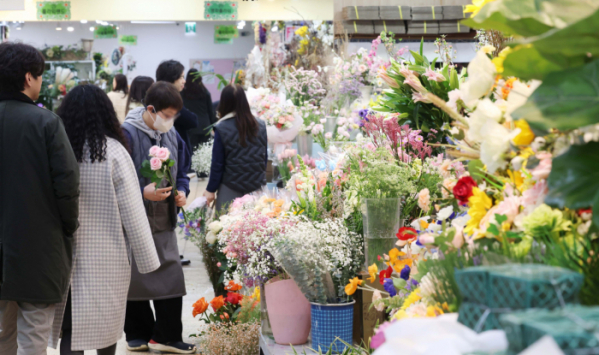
left=455, top=264, right=583, bottom=310
left=458, top=302, right=504, bottom=333
left=499, top=306, right=599, bottom=354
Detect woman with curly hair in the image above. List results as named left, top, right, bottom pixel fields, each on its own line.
left=48, top=85, right=160, bottom=355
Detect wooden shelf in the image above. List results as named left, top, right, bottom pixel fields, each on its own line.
left=339, top=31, right=476, bottom=41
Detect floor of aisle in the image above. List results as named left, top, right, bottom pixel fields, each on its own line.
left=48, top=176, right=212, bottom=355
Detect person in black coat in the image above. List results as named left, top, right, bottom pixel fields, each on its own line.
left=0, top=42, right=80, bottom=353
left=156, top=60, right=198, bottom=156
left=181, top=68, right=217, bottom=150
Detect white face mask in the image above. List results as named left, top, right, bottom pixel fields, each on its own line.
left=150, top=109, right=174, bottom=133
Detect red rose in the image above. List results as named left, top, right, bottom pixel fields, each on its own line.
left=396, top=226, right=417, bottom=241
left=379, top=265, right=393, bottom=285
left=578, top=208, right=592, bottom=216
left=226, top=292, right=243, bottom=305
left=453, top=176, right=478, bottom=205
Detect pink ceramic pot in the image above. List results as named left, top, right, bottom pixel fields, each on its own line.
left=264, top=278, right=311, bottom=345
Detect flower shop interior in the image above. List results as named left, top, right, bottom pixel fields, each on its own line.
left=2, top=0, right=598, bottom=354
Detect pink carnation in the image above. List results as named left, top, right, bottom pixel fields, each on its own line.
left=150, top=157, right=163, bottom=171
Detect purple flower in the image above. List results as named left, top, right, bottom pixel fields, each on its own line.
left=358, top=109, right=370, bottom=119
left=400, top=265, right=411, bottom=280
left=37, top=103, right=44, bottom=108
left=383, top=278, right=396, bottom=297
left=405, top=278, right=419, bottom=291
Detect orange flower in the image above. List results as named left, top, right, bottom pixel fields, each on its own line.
left=192, top=297, right=209, bottom=317
left=224, top=312, right=230, bottom=319
left=225, top=280, right=243, bottom=292
left=210, top=295, right=226, bottom=311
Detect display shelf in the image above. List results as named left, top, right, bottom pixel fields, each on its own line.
left=47, top=60, right=96, bottom=82
left=260, top=333, right=315, bottom=355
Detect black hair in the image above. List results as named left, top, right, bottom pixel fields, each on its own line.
left=156, top=60, right=185, bottom=84
left=181, top=68, right=208, bottom=101
left=126, top=76, right=154, bottom=114
left=144, top=81, right=183, bottom=113
left=57, top=85, right=129, bottom=163
left=0, top=42, right=45, bottom=93
left=113, top=74, right=129, bottom=95
left=217, top=84, right=257, bottom=147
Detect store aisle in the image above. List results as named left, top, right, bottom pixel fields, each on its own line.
left=48, top=176, right=212, bottom=355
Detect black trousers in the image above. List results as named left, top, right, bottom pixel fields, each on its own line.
left=124, top=297, right=183, bottom=343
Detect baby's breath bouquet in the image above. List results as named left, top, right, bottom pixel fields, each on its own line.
left=191, top=140, right=213, bottom=176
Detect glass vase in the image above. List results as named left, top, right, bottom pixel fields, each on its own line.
left=260, top=284, right=273, bottom=337
left=296, top=134, right=313, bottom=158
left=361, top=198, right=402, bottom=270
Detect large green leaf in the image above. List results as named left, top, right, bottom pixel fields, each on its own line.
left=512, top=59, right=599, bottom=130
left=508, top=7, right=599, bottom=71
left=463, top=0, right=599, bottom=37
left=502, top=46, right=566, bottom=80
left=546, top=142, right=599, bottom=227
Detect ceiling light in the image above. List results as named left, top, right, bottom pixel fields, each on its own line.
left=272, top=25, right=279, bottom=32
left=56, top=24, right=62, bottom=31
left=16, top=26, right=21, bottom=30
left=237, top=20, right=246, bottom=30
left=67, top=26, right=74, bottom=32
left=89, top=26, right=95, bottom=32
left=116, top=26, right=120, bottom=30
left=95, top=20, right=101, bottom=24
left=80, top=20, right=87, bottom=24
left=130, top=21, right=176, bottom=24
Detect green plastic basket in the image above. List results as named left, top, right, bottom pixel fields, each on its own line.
left=458, top=302, right=504, bottom=332
left=455, top=264, right=583, bottom=310
left=499, top=306, right=599, bottom=354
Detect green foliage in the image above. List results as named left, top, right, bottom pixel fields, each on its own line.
left=545, top=142, right=599, bottom=227
left=502, top=46, right=564, bottom=81
left=512, top=59, right=599, bottom=131
left=544, top=237, right=599, bottom=306
left=462, top=0, right=598, bottom=38
left=235, top=297, right=261, bottom=324
left=291, top=337, right=372, bottom=355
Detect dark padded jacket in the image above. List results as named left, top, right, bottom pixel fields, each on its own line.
left=213, top=116, right=267, bottom=194
left=0, top=92, right=80, bottom=303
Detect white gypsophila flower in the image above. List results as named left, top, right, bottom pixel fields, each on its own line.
left=191, top=140, right=214, bottom=175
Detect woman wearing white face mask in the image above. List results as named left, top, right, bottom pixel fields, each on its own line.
left=121, top=82, right=196, bottom=354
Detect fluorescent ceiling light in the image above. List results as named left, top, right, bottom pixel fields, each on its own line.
left=130, top=21, right=176, bottom=24
left=67, top=26, right=74, bottom=32
left=80, top=20, right=87, bottom=24
left=89, top=26, right=95, bottom=31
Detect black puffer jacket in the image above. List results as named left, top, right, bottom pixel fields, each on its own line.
left=0, top=92, right=80, bottom=303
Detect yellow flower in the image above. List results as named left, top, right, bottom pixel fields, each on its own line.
left=512, top=119, right=535, bottom=146
left=464, top=188, right=493, bottom=237
left=481, top=45, right=496, bottom=54
left=464, top=0, right=497, bottom=17
left=401, top=288, right=422, bottom=311
left=295, top=25, right=308, bottom=37
left=393, top=309, right=408, bottom=320
left=252, top=286, right=260, bottom=302
left=441, top=302, right=450, bottom=311
left=419, top=220, right=430, bottom=230
left=300, top=39, right=309, bottom=46
left=367, top=263, right=378, bottom=283
left=426, top=305, right=444, bottom=317
left=507, top=170, right=524, bottom=192
left=344, top=277, right=363, bottom=296
left=492, top=47, right=512, bottom=74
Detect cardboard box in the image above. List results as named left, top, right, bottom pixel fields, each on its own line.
left=343, top=6, right=380, bottom=20
left=343, top=20, right=375, bottom=35
left=439, top=20, right=471, bottom=34
left=407, top=21, right=439, bottom=35
left=379, top=6, right=411, bottom=20
left=411, top=6, right=443, bottom=21
left=353, top=271, right=387, bottom=346
left=442, top=5, right=467, bottom=20
left=374, top=20, right=406, bottom=34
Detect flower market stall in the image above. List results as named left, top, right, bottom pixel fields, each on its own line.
left=181, top=2, right=599, bottom=353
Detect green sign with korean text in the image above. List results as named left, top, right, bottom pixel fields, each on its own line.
left=214, top=37, right=234, bottom=44
left=204, top=1, right=238, bottom=20
left=94, top=25, right=118, bottom=39
left=119, top=35, right=137, bottom=46
left=214, top=25, right=238, bottom=40
left=36, top=1, right=71, bottom=20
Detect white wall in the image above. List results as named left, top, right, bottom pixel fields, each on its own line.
left=346, top=41, right=477, bottom=64
left=8, top=21, right=256, bottom=80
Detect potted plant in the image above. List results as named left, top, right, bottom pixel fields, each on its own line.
left=270, top=217, right=363, bottom=352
